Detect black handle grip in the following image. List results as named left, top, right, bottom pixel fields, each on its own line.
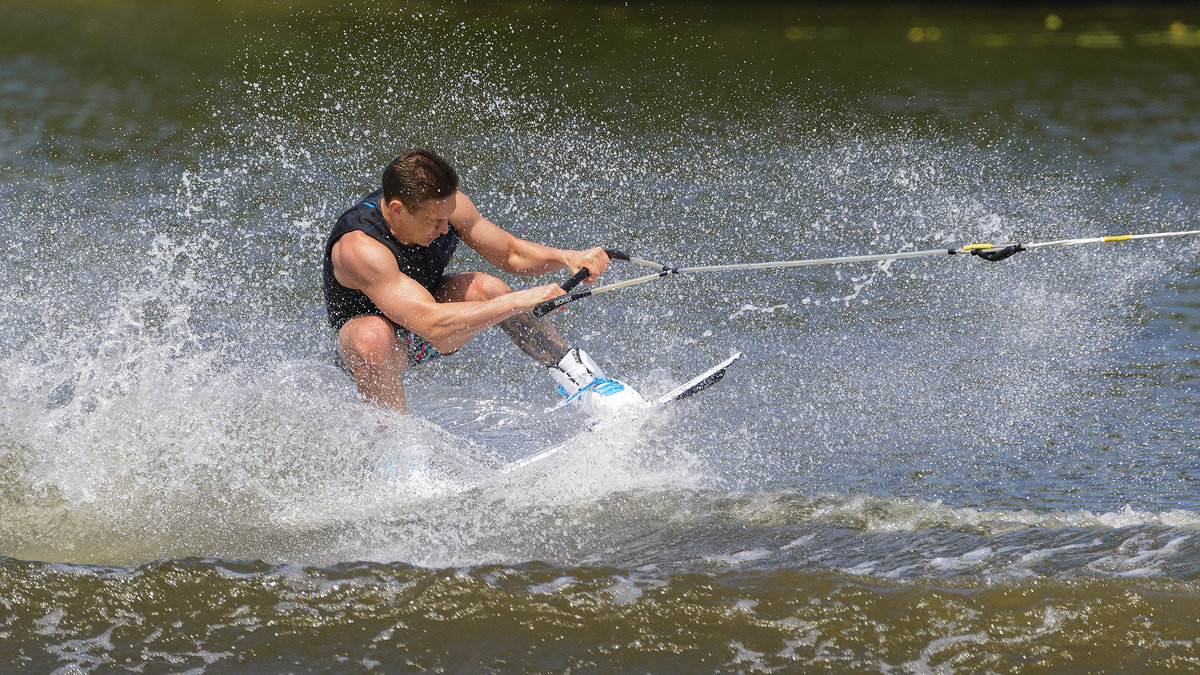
left=560, top=267, right=590, bottom=292
left=561, top=249, right=628, bottom=289
left=533, top=267, right=590, bottom=317
left=532, top=249, right=625, bottom=317
left=533, top=290, right=591, bottom=317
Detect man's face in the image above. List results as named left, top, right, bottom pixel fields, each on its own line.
left=390, top=194, right=456, bottom=247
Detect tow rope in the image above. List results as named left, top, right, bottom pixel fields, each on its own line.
left=533, top=228, right=1200, bottom=316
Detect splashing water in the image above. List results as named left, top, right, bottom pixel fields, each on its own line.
left=3, top=3, right=1200, bottom=671
left=3, top=4, right=1198, bottom=572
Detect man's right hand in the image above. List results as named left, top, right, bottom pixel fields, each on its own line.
left=514, top=283, right=571, bottom=314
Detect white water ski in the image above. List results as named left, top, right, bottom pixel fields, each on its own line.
left=499, top=439, right=571, bottom=474
left=499, top=351, right=742, bottom=474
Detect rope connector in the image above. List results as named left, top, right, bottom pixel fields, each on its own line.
left=969, top=244, right=1026, bottom=262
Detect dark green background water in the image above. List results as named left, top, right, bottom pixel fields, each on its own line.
left=2, top=1, right=1199, bottom=671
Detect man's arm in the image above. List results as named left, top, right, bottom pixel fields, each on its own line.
left=331, top=231, right=564, bottom=354
left=451, top=191, right=611, bottom=283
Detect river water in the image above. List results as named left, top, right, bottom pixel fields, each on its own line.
left=2, top=2, right=1199, bottom=672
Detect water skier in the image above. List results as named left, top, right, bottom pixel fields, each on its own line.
left=322, top=148, right=645, bottom=414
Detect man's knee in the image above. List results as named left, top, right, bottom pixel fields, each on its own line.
left=339, top=316, right=407, bottom=370
left=464, top=272, right=511, bottom=301
left=337, top=315, right=409, bottom=410
left=435, top=271, right=513, bottom=303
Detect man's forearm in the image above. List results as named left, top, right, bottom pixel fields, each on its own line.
left=500, top=238, right=570, bottom=277
left=403, top=295, right=525, bottom=353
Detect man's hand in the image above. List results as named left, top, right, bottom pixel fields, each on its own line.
left=564, top=247, right=611, bottom=284
left=511, top=283, right=575, bottom=313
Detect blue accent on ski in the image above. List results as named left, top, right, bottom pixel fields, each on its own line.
left=561, top=377, right=625, bottom=407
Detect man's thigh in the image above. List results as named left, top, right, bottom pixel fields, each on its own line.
left=433, top=272, right=511, bottom=303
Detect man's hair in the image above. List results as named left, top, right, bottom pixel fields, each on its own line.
left=381, top=149, right=460, bottom=212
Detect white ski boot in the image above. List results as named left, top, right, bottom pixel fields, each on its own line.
left=547, top=348, right=649, bottom=419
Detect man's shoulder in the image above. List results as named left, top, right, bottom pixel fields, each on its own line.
left=327, top=189, right=386, bottom=255
left=330, top=231, right=402, bottom=290
left=448, top=190, right=483, bottom=229
left=333, top=229, right=390, bottom=263
left=336, top=189, right=385, bottom=226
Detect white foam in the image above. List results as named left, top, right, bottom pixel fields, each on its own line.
left=711, top=548, right=773, bottom=566
left=927, top=547, right=996, bottom=572
left=728, top=303, right=789, bottom=321
left=605, top=575, right=647, bottom=605
left=1088, top=533, right=1193, bottom=577
left=728, top=640, right=769, bottom=668
left=529, top=576, right=578, bottom=595
left=802, top=494, right=1200, bottom=534
left=896, top=631, right=990, bottom=674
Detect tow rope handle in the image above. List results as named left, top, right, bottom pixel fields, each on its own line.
left=558, top=268, right=591, bottom=292
left=532, top=249, right=629, bottom=317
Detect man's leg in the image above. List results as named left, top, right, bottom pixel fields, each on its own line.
left=434, top=272, right=568, bottom=366
left=338, top=314, right=410, bottom=411
left=435, top=272, right=647, bottom=416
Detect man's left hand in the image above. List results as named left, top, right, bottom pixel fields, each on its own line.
left=567, top=247, right=611, bottom=284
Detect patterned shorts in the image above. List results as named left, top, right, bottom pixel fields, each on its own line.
left=399, top=329, right=441, bottom=365
left=333, top=322, right=444, bottom=373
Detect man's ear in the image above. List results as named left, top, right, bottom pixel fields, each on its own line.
left=386, top=198, right=409, bottom=218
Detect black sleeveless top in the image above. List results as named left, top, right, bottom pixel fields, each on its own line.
left=322, top=189, right=459, bottom=330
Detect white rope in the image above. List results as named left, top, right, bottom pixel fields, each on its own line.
left=538, top=227, right=1200, bottom=313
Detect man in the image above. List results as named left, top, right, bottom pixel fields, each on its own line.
left=322, top=148, right=646, bottom=415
